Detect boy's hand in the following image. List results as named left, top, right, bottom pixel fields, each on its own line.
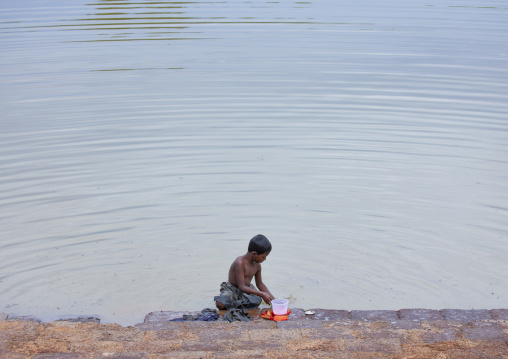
left=261, top=292, right=275, bottom=304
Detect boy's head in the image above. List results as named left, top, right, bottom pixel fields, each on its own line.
left=248, top=234, right=272, bottom=255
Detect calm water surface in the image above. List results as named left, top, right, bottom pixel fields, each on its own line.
left=1, top=0, right=508, bottom=325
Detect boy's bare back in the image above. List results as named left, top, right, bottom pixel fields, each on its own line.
left=228, top=255, right=261, bottom=287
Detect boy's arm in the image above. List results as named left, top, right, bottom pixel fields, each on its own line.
left=255, top=268, right=275, bottom=303
left=234, top=260, right=273, bottom=303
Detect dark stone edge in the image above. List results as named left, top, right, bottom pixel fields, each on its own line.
left=2, top=308, right=507, bottom=328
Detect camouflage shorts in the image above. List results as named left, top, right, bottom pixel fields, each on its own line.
left=214, top=282, right=262, bottom=310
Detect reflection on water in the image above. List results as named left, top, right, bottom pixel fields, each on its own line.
left=73, top=1, right=198, bottom=43
left=0, top=0, right=508, bottom=325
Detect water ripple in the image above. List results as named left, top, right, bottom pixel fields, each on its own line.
left=1, top=0, right=507, bottom=325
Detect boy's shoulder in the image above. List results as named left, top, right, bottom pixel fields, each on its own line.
left=233, top=254, right=249, bottom=265
left=232, top=254, right=260, bottom=268
left=231, top=255, right=244, bottom=267
left=233, top=255, right=244, bottom=262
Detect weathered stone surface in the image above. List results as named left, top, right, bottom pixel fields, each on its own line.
left=350, top=310, right=399, bottom=322
left=463, top=321, right=508, bottom=341
left=227, top=320, right=276, bottom=329
left=55, top=316, right=101, bottom=323
left=134, top=310, right=196, bottom=331
left=300, top=327, right=356, bottom=341
left=398, top=308, right=444, bottom=321
left=143, top=310, right=195, bottom=323
left=344, top=337, right=402, bottom=354
left=395, top=339, right=508, bottom=359
left=277, top=319, right=324, bottom=329
left=286, top=337, right=344, bottom=352
left=212, top=350, right=267, bottom=359
left=307, top=309, right=351, bottom=322
left=422, top=319, right=461, bottom=330
left=2, top=309, right=508, bottom=358
left=7, top=315, right=42, bottom=323
left=440, top=309, right=491, bottom=322
left=134, top=320, right=182, bottom=331
left=419, top=327, right=462, bottom=344
left=286, top=307, right=306, bottom=321
left=32, top=354, right=91, bottom=359
left=0, top=312, right=8, bottom=321
left=490, top=308, right=508, bottom=320
left=384, top=320, right=421, bottom=330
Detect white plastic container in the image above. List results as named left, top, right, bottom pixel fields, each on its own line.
left=271, top=299, right=289, bottom=315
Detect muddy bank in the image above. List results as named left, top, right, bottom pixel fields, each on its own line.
left=1, top=308, right=507, bottom=358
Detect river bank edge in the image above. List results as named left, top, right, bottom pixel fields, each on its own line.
left=4, top=307, right=508, bottom=326
left=1, top=308, right=507, bottom=358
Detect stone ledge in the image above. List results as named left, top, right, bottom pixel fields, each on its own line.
left=4, top=308, right=506, bottom=326
left=440, top=308, right=492, bottom=322
left=1, top=309, right=507, bottom=358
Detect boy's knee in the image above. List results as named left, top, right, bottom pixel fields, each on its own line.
left=215, top=301, right=226, bottom=310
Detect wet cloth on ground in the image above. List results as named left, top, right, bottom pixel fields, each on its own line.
left=223, top=307, right=252, bottom=322
left=170, top=308, right=220, bottom=322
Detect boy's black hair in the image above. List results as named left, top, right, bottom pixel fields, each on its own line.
left=248, top=234, right=272, bottom=254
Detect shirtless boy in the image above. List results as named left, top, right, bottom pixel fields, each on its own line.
left=214, top=234, right=275, bottom=310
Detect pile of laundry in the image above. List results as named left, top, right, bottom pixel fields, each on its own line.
left=170, top=308, right=220, bottom=322
left=169, top=303, right=254, bottom=323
